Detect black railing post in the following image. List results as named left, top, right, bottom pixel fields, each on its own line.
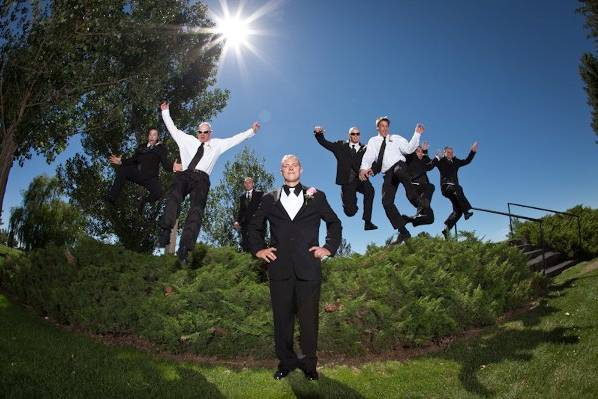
left=454, top=222, right=458, bottom=238
left=539, top=221, right=546, bottom=275
left=508, top=202, right=513, bottom=236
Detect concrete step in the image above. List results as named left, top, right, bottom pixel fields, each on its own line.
left=527, top=251, right=563, bottom=272
left=523, top=248, right=544, bottom=260
left=517, top=243, right=535, bottom=253
left=544, top=259, right=577, bottom=277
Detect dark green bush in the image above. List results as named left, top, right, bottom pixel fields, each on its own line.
left=512, top=205, right=598, bottom=259
left=0, top=235, right=545, bottom=358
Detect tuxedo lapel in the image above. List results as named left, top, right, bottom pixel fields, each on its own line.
left=274, top=187, right=292, bottom=220
left=293, top=185, right=311, bottom=221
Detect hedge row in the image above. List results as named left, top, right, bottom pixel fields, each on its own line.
left=512, top=205, right=598, bottom=260
left=0, top=235, right=545, bottom=358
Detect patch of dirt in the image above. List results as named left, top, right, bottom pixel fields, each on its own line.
left=582, top=259, right=598, bottom=275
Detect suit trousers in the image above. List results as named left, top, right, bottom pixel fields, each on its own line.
left=340, top=179, right=375, bottom=222
left=381, top=162, right=410, bottom=229
left=159, top=170, right=210, bottom=250
left=107, top=164, right=162, bottom=211
left=406, top=182, right=435, bottom=226
left=441, top=183, right=471, bottom=229
left=269, top=275, right=321, bottom=372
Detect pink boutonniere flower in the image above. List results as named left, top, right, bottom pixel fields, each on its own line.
left=304, top=187, right=317, bottom=202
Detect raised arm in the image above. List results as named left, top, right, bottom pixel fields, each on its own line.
left=399, top=123, right=424, bottom=155
left=160, top=102, right=195, bottom=147
left=314, top=126, right=338, bottom=153
left=457, top=142, right=478, bottom=167
left=217, top=122, right=260, bottom=153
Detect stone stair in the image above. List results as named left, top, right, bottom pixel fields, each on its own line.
left=508, top=238, right=577, bottom=277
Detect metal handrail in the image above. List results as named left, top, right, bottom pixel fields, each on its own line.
left=507, top=202, right=582, bottom=252
left=470, top=206, right=547, bottom=274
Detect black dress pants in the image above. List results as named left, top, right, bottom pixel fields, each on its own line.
left=441, top=183, right=471, bottom=229
left=107, top=164, right=162, bottom=210
left=381, top=162, right=410, bottom=229
left=340, top=179, right=375, bottom=222
left=406, top=182, right=435, bottom=226
left=269, top=275, right=321, bottom=373
left=159, top=170, right=210, bottom=251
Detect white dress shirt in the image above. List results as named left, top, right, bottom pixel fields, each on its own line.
left=360, top=131, right=420, bottom=173
left=349, top=142, right=361, bottom=152
left=246, top=189, right=253, bottom=200
left=162, top=109, right=255, bottom=175
left=280, top=188, right=304, bottom=220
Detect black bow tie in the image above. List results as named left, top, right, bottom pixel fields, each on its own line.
left=283, top=185, right=302, bottom=196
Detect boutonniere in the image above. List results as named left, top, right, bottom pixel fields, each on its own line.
left=304, top=187, right=317, bottom=203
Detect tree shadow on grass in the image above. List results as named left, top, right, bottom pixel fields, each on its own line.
left=432, top=293, right=582, bottom=398
left=287, top=372, right=365, bottom=399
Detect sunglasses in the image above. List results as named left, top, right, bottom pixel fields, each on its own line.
left=350, top=132, right=360, bottom=136
left=198, top=130, right=211, bottom=134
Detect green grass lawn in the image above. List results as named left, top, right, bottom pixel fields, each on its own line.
left=1, top=258, right=597, bottom=398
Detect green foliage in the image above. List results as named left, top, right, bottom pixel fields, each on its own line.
left=54, top=0, right=229, bottom=252
left=8, top=175, right=84, bottom=250
left=0, top=235, right=545, bottom=358
left=578, top=0, right=598, bottom=142
left=202, top=147, right=274, bottom=248
left=512, top=205, right=598, bottom=259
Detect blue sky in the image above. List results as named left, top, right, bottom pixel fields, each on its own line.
left=3, top=0, right=597, bottom=253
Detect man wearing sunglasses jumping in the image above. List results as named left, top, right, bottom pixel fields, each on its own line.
left=157, top=101, right=261, bottom=262
left=313, top=126, right=377, bottom=231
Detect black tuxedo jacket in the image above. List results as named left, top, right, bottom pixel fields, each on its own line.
left=431, top=151, right=475, bottom=185
left=405, top=150, right=435, bottom=185
left=121, top=142, right=171, bottom=180
left=248, top=185, right=342, bottom=281
left=315, top=133, right=367, bottom=185
left=236, top=190, right=264, bottom=227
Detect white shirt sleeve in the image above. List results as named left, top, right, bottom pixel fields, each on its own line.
left=215, top=128, right=256, bottom=153
left=360, top=137, right=379, bottom=170
left=161, top=110, right=195, bottom=148
left=400, top=131, right=421, bottom=155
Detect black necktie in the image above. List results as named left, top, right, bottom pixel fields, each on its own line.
left=372, top=137, right=387, bottom=174
left=351, top=144, right=357, bottom=154
left=187, top=142, right=205, bottom=171
left=283, top=185, right=301, bottom=196
left=246, top=191, right=251, bottom=200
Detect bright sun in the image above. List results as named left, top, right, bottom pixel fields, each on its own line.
left=215, top=16, right=250, bottom=48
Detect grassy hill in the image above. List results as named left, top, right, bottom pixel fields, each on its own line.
left=1, top=253, right=597, bottom=398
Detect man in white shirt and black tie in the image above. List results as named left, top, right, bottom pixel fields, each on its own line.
left=234, top=177, right=264, bottom=252
left=157, top=101, right=261, bottom=262
left=359, top=116, right=424, bottom=244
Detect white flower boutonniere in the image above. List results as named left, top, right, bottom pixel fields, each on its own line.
left=304, top=187, right=317, bottom=203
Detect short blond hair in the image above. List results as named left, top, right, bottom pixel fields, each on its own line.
left=280, top=154, right=301, bottom=167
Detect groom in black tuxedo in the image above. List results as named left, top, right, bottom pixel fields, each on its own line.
left=248, top=154, right=342, bottom=381
left=234, top=177, right=264, bottom=252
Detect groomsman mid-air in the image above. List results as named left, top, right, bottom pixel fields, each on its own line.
left=431, top=142, right=478, bottom=239
left=157, top=101, right=261, bottom=262
left=403, top=142, right=435, bottom=227
left=359, top=116, right=424, bottom=244
left=104, top=127, right=174, bottom=214
left=314, top=125, right=377, bottom=230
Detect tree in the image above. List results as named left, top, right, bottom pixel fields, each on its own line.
left=579, top=0, right=598, bottom=143
left=202, top=147, right=275, bottom=248
left=8, top=175, right=84, bottom=250
left=56, top=0, right=229, bottom=252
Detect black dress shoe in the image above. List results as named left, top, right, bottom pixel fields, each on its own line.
left=302, top=369, right=319, bottom=381
left=442, top=228, right=449, bottom=240
left=273, top=369, right=292, bottom=380
left=464, top=211, right=473, bottom=220
left=364, top=221, right=378, bottom=231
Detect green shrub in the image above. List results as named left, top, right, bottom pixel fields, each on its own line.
left=512, top=205, right=598, bottom=259
left=0, top=235, right=546, bottom=358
